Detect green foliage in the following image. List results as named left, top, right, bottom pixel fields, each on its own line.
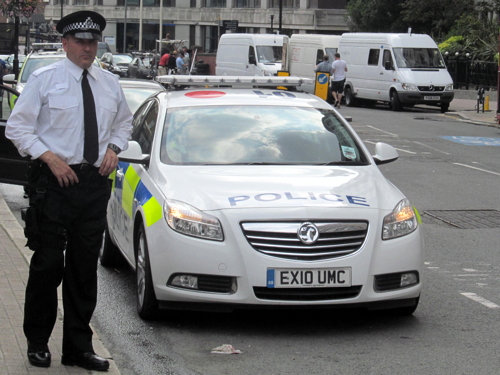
left=346, top=0, right=407, bottom=32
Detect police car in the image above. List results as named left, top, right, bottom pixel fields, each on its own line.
left=101, top=76, right=423, bottom=319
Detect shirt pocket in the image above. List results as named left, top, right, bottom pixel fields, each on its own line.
left=48, top=96, right=79, bottom=128
left=98, top=97, right=118, bottom=127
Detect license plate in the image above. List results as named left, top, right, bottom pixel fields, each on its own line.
left=267, top=268, right=352, bottom=288
left=424, top=96, right=440, bottom=100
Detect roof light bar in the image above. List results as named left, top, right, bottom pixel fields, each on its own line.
left=156, top=75, right=312, bottom=87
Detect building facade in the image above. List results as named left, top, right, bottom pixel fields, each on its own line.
left=42, top=0, right=349, bottom=53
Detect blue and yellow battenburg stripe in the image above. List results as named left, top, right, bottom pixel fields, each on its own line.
left=110, top=162, right=163, bottom=227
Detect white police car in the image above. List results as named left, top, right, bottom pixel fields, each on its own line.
left=101, top=76, right=423, bottom=319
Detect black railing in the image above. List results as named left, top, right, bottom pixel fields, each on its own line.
left=445, top=58, right=497, bottom=91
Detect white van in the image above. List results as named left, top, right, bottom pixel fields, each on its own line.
left=287, top=34, right=341, bottom=93
left=215, top=33, right=284, bottom=76
left=338, top=33, right=454, bottom=112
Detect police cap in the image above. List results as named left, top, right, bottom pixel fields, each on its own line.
left=57, top=11, right=106, bottom=41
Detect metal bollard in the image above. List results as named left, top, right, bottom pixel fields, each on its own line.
left=477, top=87, right=485, bottom=113
left=484, top=95, right=490, bottom=111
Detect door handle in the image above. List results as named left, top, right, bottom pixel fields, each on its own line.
left=116, top=169, right=124, bottom=180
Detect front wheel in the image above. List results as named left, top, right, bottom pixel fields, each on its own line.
left=136, top=224, right=159, bottom=320
left=345, top=86, right=357, bottom=107
left=440, top=103, right=449, bottom=113
left=391, top=91, right=402, bottom=111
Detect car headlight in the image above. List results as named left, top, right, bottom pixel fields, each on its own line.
left=382, top=199, right=418, bottom=240
left=401, top=83, right=418, bottom=91
left=262, top=70, right=273, bottom=76
left=445, top=84, right=453, bottom=91
left=164, top=199, right=223, bottom=241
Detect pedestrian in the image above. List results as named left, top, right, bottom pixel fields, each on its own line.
left=182, top=50, right=190, bottom=74
left=158, top=49, right=170, bottom=75
left=167, top=50, right=177, bottom=74
left=314, top=54, right=333, bottom=74
left=5, top=10, right=133, bottom=371
left=0, top=57, right=7, bottom=84
left=331, top=52, right=348, bottom=108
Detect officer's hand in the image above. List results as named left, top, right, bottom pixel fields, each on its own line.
left=39, top=151, right=79, bottom=187
left=99, top=147, right=119, bottom=176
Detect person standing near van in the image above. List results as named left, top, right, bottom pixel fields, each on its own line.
left=331, top=53, right=348, bottom=109
left=314, top=55, right=333, bottom=74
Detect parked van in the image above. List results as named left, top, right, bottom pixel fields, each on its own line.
left=216, top=33, right=284, bottom=76
left=338, top=33, right=454, bottom=112
left=287, top=34, right=341, bottom=93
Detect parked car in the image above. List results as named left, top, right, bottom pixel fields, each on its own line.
left=127, top=56, right=152, bottom=79
left=100, top=52, right=133, bottom=77
left=100, top=75, right=423, bottom=320
left=118, top=78, right=165, bottom=113
left=5, top=54, right=26, bottom=74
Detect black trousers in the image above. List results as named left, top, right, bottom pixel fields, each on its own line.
left=23, top=163, right=111, bottom=354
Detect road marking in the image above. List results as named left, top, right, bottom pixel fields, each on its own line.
left=453, top=163, right=500, bottom=177
left=413, top=141, right=451, bottom=155
left=461, top=292, right=500, bottom=309
left=394, top=147, right=417, bottom=154
left=366, top=125, right=398, bottom=137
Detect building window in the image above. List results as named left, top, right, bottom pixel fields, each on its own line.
left=202, top=25, right=218, bottom=52
left=191, top=0, right=197, bottom=6
left=308, top=0, right=347, bottom=8
left=117, top=0, right=175, bottom=5
left=202, top=0, right=226, bottom=7
left=269, top=0, right=298, bottom=8
left=53, top=0, right=67, bottom=5
left=73, top=0, right=89, bottom=5
left=94, top=0, right=103, bottom=5
left=235, top=0, right=260, bottom=7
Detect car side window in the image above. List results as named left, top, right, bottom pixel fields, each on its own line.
left=131, top=100, right=159, bottom=154
left=383, top=50, right=393, bottom=70
left=368, top=49, right=380, bottom=66
left=316, top=49, right=324, bottom=65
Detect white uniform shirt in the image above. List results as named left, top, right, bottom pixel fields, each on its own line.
left=332, top=59, right=347, bottom=82
left=6, top=58, right=133, bottom=166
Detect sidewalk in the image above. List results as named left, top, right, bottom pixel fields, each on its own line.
left=444, top=91, right=499, bottom=127
left=0, top=195, right=121, bottom=374
left=0, top=94, right=498, bottom=374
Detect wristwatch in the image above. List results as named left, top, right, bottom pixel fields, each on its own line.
left=107, top=143, right=121, bottom=155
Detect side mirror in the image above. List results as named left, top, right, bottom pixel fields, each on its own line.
left=372, top=142, right=399, bottom=165
left=119, top=140, right=150, bottom=166
left=3, top=74, right=16, bottom=84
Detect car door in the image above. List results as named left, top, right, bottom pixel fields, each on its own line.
left=0, top=84, right=29, bottom=186
left=109, top=99, right=159, bottom=262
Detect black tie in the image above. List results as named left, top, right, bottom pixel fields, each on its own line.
left=82, top=69, right=98, bottom=165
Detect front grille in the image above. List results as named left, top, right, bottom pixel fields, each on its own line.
left=241, top=221, right=368, bottom=261
left=253, top=286, right=362, bottom=301
left=418, top=86, right=445, bottom=92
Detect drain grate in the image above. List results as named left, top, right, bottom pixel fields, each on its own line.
left=423, top=210, right=500, bottom=229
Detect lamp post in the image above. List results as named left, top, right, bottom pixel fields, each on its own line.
left=270, top=15, right=274, bottom=34
left=123, top=0, right=127, bottom=53
left=279, top=0, right=282, bottom=34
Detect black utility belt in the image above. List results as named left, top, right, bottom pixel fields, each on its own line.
left=69, top=163, right=99, bottom=172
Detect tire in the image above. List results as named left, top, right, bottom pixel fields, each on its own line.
left=440, top=103, right=449, bottom=113
left=345, top=86, right=357, bottom=107
left=391, top=91, right=402, bottom=111
left=136, top=224, right=159, bottom=320
left=136, top=70, right=140, bottom=79
left=99, top=222, right=121, bottom=268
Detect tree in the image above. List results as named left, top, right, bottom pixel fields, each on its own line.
left=400, top=0, right=475, bottom=40
left=346, top=0, right=407, bottom=32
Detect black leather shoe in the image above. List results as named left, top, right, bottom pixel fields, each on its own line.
left=61, top=351, right=109, bottom=371
left=27, top=342, right=51, bottom=368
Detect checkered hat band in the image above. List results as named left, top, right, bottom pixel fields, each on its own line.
left=62, top=17, right=100, bottom=35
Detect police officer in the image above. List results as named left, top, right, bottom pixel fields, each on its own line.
left=6, top=11, right=133, bottom=371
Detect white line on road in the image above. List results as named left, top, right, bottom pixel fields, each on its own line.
left=413, top=141, right=451, bottom=155
left=454, top=163, right=500, bottom=176
left=365, top=125, right=399, bottom=137
left=461, top=292, right=500, bottom=309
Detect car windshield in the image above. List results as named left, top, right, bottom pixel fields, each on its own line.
left=161, top=105, right=367, bottom=165
left=20, top=56, right=65, bottom=83
left=122, top=86, right=163, bottom=113
left=393, top=48, right=446, bottom=68
left=113, top=55, right=133, bottom=64
left=256, top=46, right=282, bottom=63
